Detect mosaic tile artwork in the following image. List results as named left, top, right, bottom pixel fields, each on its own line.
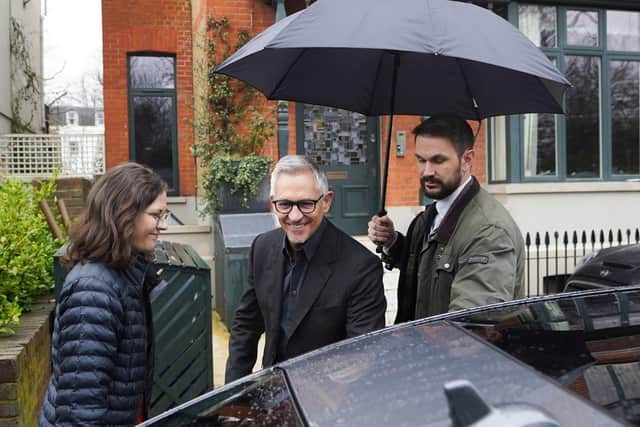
left=303, top=105, right=368, bottom=166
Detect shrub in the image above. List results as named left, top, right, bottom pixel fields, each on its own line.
left=0, top=177, right=62, bottom=334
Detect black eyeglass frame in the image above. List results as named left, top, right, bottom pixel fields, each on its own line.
left=271, top=195, right=325, bottom=215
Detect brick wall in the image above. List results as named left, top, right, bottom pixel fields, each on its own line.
left=102, top=0, right=489, bottom=205
left=0, top=299, right=53, bottom=427
left=382, top=115, right=489, bottom=207
left=54, top=177, right=93, bottom=222
left=208, top=0, right=279, bottom=164
left=102, top=0, right=196, bottom=195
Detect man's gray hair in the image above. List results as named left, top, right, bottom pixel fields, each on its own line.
left=270, top=155, right=329, bottom=197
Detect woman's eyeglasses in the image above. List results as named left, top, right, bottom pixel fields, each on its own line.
left=146, top=209, right=171, bottom=226
left=272, top=195, right=324, bottom=215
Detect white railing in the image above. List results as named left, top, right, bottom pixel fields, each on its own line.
left=0, top=133, right=105, bottom=178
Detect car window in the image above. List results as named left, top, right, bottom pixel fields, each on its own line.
left=282, top=322, right=618, bottom=426
left=451, top=288, right=640, bottom=425
left=141, top=370, right=302, bottom=426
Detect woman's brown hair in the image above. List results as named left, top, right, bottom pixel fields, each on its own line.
left=63, top=162, right=168, bottom=270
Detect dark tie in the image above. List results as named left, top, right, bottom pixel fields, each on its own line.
left=424, top=203, right=438, bottom=240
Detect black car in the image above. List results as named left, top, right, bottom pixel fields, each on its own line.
left=140, top=286, right=640, bottom=426
left=566, top=244, right=640, bottom=292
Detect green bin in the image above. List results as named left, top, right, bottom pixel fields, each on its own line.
left=213, top=212, right=277, bottom=330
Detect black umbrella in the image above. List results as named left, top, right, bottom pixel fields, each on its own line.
left=213, top=0, right=570, bottom=216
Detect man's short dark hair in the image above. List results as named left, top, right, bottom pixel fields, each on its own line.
left=412, top=114, right=474, bottom=156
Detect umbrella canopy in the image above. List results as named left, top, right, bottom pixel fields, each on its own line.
left=213, top=0, right=571, bottom=216
left=214, top=0, right=570, bottom=119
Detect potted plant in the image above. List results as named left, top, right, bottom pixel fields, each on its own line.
left=194, top=17, right=275, bottom=215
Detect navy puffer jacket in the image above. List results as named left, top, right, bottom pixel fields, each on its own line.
left=39, top=258, right=154, bottom=426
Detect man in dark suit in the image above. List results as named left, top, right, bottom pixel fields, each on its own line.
left=225, top=155, right=386, bottom=383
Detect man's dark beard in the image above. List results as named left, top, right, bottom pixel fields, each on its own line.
left=420, top=171, right=461, bottom=200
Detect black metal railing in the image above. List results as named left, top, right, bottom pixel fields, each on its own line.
left=523, top=228, right=640, bottom=297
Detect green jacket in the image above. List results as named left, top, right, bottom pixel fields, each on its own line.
left=384, top=177, right=524, bottom=322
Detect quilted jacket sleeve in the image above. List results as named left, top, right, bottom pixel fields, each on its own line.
left=53, top=276, right=123, bottom=425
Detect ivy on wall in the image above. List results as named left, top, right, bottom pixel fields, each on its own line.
left=9, top=17, right=41, bottom=133
left=192, top=16, right=275, bottom=214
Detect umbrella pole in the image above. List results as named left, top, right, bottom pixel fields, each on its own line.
left=378, top=53, right=399, bottom=217
left=379, top=112, right=394, bottom=218
left=375, top=53, right=399, bottom=253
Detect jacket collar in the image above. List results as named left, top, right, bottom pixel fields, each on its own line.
left=431, top=176, right=480, bottom=242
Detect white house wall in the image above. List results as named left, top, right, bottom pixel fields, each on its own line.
left=487, top=182, right=640, bottom=238
left=0, top=1, right=11, bottom=134
left=377, top=182, right=640, bottom=242
left=5, top=0, right=44, bottom=133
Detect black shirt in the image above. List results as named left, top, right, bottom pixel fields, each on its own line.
left=277, top=218, right=328, bottom=360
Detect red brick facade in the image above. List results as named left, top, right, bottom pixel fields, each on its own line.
left=102, top=0, right=487, bottom=205
left=103, top=0, right=196, bottom=194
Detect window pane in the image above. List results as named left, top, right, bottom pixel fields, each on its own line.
left=133, top=96, right=175, bottom=189
left=129, top=56, right=175, bottom=89
left=565, top=56, right=600, bottom=178
left=610, top=60, right=640, bottom=175
left=567, top=10, right=599, bottom=47
left=607, top=11, right=640, bottom=51
left=518, top=5, right=557, bottom=48
left=489, top=116, right=507, bottom=181
left=523, top=113, right=557, bottom=177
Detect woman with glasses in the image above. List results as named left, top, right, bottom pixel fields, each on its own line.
left=39, top=162, right=169, bottom=426
left=225, top=155, right=386, bottom=383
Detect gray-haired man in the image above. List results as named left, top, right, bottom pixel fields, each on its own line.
left=226, top=155, right=386, bottom=383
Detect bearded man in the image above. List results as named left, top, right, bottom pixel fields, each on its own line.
left=368, top=114, right=524, bottom=322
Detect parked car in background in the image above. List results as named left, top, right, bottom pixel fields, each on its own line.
left=140, top=286, right=640, bottom=426
left=565, top=244, right=640, bottom=292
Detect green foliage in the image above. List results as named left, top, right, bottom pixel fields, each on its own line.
left=202, top=154, right=273, bottom=213
left=0, top=178, right=62, bottom=334
left=194, top=16, right=275, bottom=215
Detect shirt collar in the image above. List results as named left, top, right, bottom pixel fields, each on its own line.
left=281, top=217, right=328, bottom=262
left=433, top=175, right=472, bottom=231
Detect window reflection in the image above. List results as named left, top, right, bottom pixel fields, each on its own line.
left=455, top=289, right=640, bottom=425
left=518, top=5, right=556, bottom=48
left=566, top=56, right=601, bottom=178
left=607, top=11, right=640, bottom=52
left=610, top=60, right=640, bottom=175
left=489, top=116, right=507, bottom=182
left=148, top=371, right=301, bottom=426
left=133, top=96, right=175, bottom=189
left=523, top=112, right=557, bottom=177
left=129, top=56, right=176, bottom=89
left=567, top=10, right=599, bottom=47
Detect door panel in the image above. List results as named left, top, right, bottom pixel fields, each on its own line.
left=296, top=104, right=379, bottom=235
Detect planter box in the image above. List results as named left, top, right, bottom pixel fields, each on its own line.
left=0, top=298, right=53, bottom=427
left=217, top=177, right=270, bottom=214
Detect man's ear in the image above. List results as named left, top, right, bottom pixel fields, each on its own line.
left=322, top=191, right=334, bottom=212
left=462, top=149, right=475, bottom=173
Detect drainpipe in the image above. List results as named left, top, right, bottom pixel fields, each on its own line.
left=274, top=0, right=288, bottom=158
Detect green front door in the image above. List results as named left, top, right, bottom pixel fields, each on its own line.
left=296, top=104, right=380, bottom=235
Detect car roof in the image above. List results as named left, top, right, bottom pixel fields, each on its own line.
left=142, top=286, right=640, bottom=426
left=282, top=321, right=620, bottom=426
left=279, top=285, right=640, bottom=426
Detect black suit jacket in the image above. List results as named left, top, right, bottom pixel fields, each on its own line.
left=225, top=220, right=386, bottom=383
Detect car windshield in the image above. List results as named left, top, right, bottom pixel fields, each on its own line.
left=282, top=321, right=617, bottom=426
left=450, top=288, right=640, bottom=425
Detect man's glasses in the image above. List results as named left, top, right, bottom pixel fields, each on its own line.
left=272, top=195, right=324, bottom=215
left=146, top=209, right=171, bottom=226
